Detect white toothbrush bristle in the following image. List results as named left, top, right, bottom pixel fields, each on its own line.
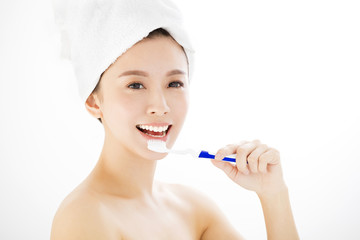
left=147, top=140, right=169, bottom=153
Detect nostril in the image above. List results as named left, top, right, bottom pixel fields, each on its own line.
left=147, top=98, right=170, bottom=115
left=148, top=105, right=169, bottom=115
left=146, top=94, right=170, bottom=115
left=150, top=111, right=168, bottom=115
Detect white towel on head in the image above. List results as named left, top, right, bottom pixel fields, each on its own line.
left=53, top=0, right=194, bottom=103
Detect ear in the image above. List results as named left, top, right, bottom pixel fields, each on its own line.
left=85, top=93, right=103, bottom=120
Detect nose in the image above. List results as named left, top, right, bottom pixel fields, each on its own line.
left=146, top=89, right=170, bottom=116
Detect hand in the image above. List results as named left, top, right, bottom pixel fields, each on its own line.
left=211, top=140, right=287, bottom=196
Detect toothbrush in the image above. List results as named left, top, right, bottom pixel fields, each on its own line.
left=147, top=140, right=236, bottom=163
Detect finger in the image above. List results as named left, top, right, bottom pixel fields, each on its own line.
left=258, top=148, right=280, bottom=173
left=236, top=140, right=261, bottom=175
left=214, top=141, right=248, bottom=161
left=247, top=144, right=268, bottom=173
left=211, top=159, right=238, bottom=180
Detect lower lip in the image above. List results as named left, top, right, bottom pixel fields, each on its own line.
left=137, top=128, right=170, bottom=142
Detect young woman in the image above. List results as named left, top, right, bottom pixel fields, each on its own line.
left=51, top=1, right=299, bottom=239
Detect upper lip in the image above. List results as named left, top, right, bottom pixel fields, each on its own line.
left=136, top=122, right=172, bottom=127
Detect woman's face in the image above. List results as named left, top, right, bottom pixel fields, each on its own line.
left=92, top=36, right=189, bottom=160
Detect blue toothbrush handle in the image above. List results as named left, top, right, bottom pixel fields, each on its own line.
left=198, top=151, right=236, bottom=163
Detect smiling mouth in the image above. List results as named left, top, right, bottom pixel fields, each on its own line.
left=136, top=124, right=172, bottom=138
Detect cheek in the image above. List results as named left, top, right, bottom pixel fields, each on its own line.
left=102, top=93, right=145, bottom=126
left=169, top=92, right=189, bottom=122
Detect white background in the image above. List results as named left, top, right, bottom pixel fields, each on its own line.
left=1, top=0, right=359, bottom=239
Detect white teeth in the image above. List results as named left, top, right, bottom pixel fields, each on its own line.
left=138, top=125, right=169, bottom=132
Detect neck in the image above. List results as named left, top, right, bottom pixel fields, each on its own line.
left=88, top=133, right=158, bottom=199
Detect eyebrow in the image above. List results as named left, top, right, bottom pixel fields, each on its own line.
left=118, top=69, right=186, bottom=78
left=166, top=69, right=186, bottom=77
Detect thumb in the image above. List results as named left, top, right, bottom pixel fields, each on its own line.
left=211, top=159, right=238, bottom=180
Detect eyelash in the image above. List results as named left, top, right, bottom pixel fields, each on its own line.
left=168, top=81, right=184, bottom=88
left=127, top=81, right=184, bottom=89
left=128, top=82, right=145, bottom=89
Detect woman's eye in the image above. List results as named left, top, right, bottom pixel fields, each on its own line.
left=168, top=81, right=184, bottom=88
left=128, top=82, right=144, bottom=89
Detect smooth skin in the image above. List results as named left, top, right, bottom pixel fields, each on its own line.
left=51, top=36, right=299, bottom=240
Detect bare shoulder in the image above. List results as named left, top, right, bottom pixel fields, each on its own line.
left=50, top=185, right=118, bottom=240
left=163, top=183, right=217, bottom=210
left=163, top=183, right=227, bottom=218
left=163, top=183, right=245, bottom=240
